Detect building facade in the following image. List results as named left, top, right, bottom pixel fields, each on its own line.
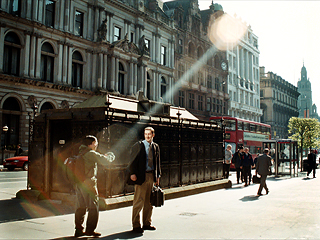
left=0, top=0, right=228, bottom=153
left=297, top=64, right=320, bottom=120
left=226, top=17, right=262, bottom=122
left=260, top=67, right=300, bottom=139
left=0, top=0, right=176, bottom=152
left=163, top=0, right=229, bottom=121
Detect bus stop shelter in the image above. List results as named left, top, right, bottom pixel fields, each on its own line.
left=262, top=139, right=298, bottom=177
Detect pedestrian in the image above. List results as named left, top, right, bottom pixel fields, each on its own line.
left=128, top=127, right=161, bottom=233
left=74, top=135, right=113, bottom=238
left=14, top=144, right=23, bottom=156
left=255, top=148, right=272, bottom=196
left=223, top=144, right=232, bottom=179
left=307, top=149, right=316, bottom=178
left=241, top=147, right=254, bottom=186
left=232, top=146, right=244, bottom=184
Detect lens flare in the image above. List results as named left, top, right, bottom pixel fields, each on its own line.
left=208, top=13, right=248, bottom=51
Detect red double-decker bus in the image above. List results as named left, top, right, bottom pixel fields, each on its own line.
left=210, top=116, right=271, bottom=169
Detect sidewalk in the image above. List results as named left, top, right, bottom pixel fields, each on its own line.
left=1, top=171, right=320, bottom=239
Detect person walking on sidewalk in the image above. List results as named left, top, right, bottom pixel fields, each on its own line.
left=255, top=148, right=272, bottom=196
left=241, top=147, right=254, bottom=186
left=307, top=149, right=317, bottom=178
left=74, top=135, right=113, bottom=238
left=232, top=146, right=244, bottom=184
left=223, top=145, right=232, bottom=179
left=128, top=127, right=161, bottom=234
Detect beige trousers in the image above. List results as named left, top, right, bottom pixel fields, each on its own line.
left=132, top=172, right=154, bottom=228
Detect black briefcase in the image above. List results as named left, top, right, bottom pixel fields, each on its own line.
left=252, top=175, right=261, bottom=184
left=150, top=186, right=164, bottom=207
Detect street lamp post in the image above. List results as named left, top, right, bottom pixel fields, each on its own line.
left=2, top=125, right=9, bottom=164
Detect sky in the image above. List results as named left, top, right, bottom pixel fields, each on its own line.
left=164, top=0, right=320, bottom=108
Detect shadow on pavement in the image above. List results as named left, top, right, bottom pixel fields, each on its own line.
left=239, top=195, right=260, bottom=202
left=302, top=177, right=313, bottom=180
left=0, top=197, right=74, bottom=223
left=100, top=230, right=143, bottom=240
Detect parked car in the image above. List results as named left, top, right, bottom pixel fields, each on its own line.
left=3, top=151, right=28, bottom=171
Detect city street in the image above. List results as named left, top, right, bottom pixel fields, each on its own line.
left=1, top=170, right=320, bottom=239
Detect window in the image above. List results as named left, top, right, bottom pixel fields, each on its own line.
left=198, top=95, right=203, bottom=111
left=161, top=77, right=167, bottom=98
left=45, top=0, right=55, bottom=27
left=118, top=63, right=125, bottom=94
left=179, top=91, right=185, bottom=108
left=178, top=64, right=184, bottom=80
left=188, top=42, right=195, bottom=57
left=197, top=47, right=203, bottom=60
left=41, top=42, right=55, bottom=82
left=212, top=98, right=216, bottom=112
left=178, top=39, right=183, bottom=54
left=9, top=0, right=21, bottom=16
left=114, top=26, right=121, bottom=41
left=161, top=46, right=166, bottom=66
left=145, top=38, right=150, bottom=52
left=206, top=97, right=211, bottom=112
left=75, top=11, right=84, bottom=36
left=72, top=51, right=83, bottom=88
left=3, top=32, right=21, bottom=76
left=40, top=102, right=54, bottom=113
left=215, top=78, right=220, bottom=90
left=198, top=72, right=203, bottom=85
left=207, top=76, right=212, bottom=89
left=188, top=93, right=194, bottom=109
left=147, top=72, right=151, bottom=99
left=130, top=32, right=134, bottom=42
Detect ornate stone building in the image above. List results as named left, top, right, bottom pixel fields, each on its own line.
left=297, top=64, right=320, bottom=120
left=226, top=16, right=262, bottom=122
left=0, top=0, right=176, bottom=152
left=163, top=0, right=229, bottom=121
left=0, top=0, right=228, bottom=153
left=260, top=67, right=300, bottom=139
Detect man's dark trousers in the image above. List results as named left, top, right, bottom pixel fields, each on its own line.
left=258, top=174, right=268, bottom=195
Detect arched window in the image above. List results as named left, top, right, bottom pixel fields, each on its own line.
left=40, top=102, right=54, bottom=113
left=2, top=97, right=21, bottom=148
left=41, top=42, right=55, bottom=82
left=188, top=42, right=195, bottom=58
left=72, top=51, right=83, bottom=88
left=197, top=47, right=203, bottom=59
left=147, top=72, right=151, bottom=99
left=161, top=77, right=167, bottom=99
left=118, top=63, right=125, bottom=94
left=4, top=32, right=21, bottom=76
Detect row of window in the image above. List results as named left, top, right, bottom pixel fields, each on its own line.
left=178, top=91, right=226, bottom=114
left=3, top=31, right=169, bottom=97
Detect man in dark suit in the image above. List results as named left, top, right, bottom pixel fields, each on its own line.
left=129, top=127, right=161, bottom=233
left=255, top=148, right=272, bottom=196
left=307, top=149, right=316, bottom=178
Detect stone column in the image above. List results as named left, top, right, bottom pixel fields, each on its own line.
left=57, top=41, right=63, bottom=83
left=29, top=34, right=36, bottom=78
left=110, top=55, right=116, bottom=90
left=62, top=44, right=68, bottom=84
left=38, top=0, right=44, bottom=23
left=134, top=63, right=138, bottom=94
left=97, top=52, right=103, bottom=89
left=23, top=31, right=31, bottom=77
left=129, top=61, right=134, bottom=94
left=0, top=25, right=6, bottom=73
left=115, top=57, right=119, bottom=92
left=64, top=0, right=70, bottom=32
left=32, top=0, right=38, bottom=22
left=152, top=33, right=156, bottom=62
left=35, top=35, right=42, bottom=79
left=67, top=44, right=73, bottom=85
left=103, top=53, right=108, bottom=89
left=58, top=0, right=65, bottom=30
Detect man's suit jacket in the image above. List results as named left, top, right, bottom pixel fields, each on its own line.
left=256, top=153, right=272, bottom=176
left=128, top=140, right=161, bottom=185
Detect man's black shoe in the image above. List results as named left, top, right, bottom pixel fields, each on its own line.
left=85, top=231, right=101, bottom=237
left=132, top=227, right=144, bottom=233
left=74, top=230, right=85, bottom=238
left=143, top=225, right=156, bottom=230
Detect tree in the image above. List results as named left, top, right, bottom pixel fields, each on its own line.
left=288, top=117, right=320, bottom=169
